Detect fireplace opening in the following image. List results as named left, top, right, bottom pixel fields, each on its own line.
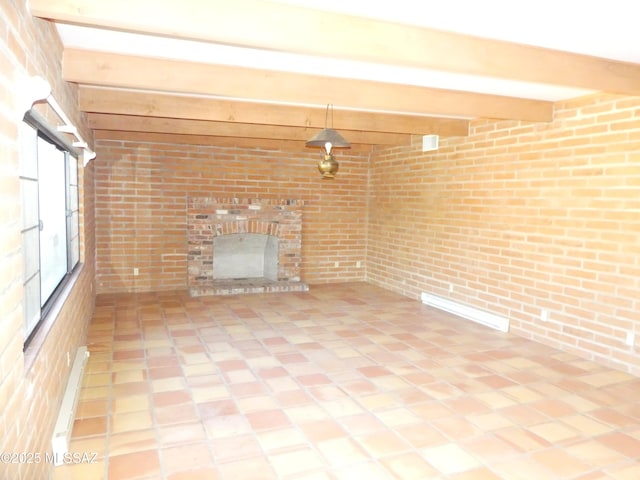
left=213, top=233, right=278, bottom=281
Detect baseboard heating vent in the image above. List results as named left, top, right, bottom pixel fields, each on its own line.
left=421, top=293, right=510, bottom=332
left=51, top=346, right=90, bottom=466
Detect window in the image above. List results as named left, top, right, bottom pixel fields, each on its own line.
left=20, top=119, right=80, bottom=346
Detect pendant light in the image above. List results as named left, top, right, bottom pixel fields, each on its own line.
left=306, top=104, right=350, bottom=179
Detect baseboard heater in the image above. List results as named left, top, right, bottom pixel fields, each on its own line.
left=51, top=346, right=90, bottom=465
left=421, top=293, right=510, bottom=333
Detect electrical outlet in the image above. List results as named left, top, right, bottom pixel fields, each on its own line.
left=625, top=331, right=635, bottom=347
left=66, top=351, right=70, bottom=367
left=334, top=262, right=339, bottom=268
left=541, top=310, right=549, bottom=322
left=133, top=267, right=139, bottom=276
left=356, top=261, right=361, bottom=268
left=448, top=283, right=454, bottom=293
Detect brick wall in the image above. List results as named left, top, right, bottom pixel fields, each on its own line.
left=0, top=1, right=95, bottom=479
left=368, top=93, right=640, bottom=375
left=94, top=142, right=368, bottom=293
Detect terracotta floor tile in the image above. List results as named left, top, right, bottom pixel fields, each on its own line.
left=495, top=427, right=550, bottom=452
left=316, top=437, right=370, bottom=467
left=225, top=368, right=257, bottom=383
left=531, top=398, right=579, bottom=418
left=501, top=385, right=545, bottom=403
left=61, top=284, right=640, bottom=479
left=561, top=414, right=613, bottom=436
left=448, top=468, right=504, bottom=480
left=474, top=391, right=517, bottom=409
left=72, top=416, right=108, bottom=438
left=421, top=442, right=481, bottom=475
left=76, top=398, right=108, bottom=418
left=499, top=404, right=549, bottom=426
left=111, top=410, right=154, bottom=434
left=197, top=398, right=239, bottom=418
left=157, top=422, right=208, bottom=446
left=108, top=429, right=157, bottom=456
left=492, top=458, right=554, bottom=480
left=286, top=404, right=331, bottom=423
left=606, top=462, right=640, bottom=479
left=320, top=397, right=365, bottom=418
left=297, top=373, right=332, bottom=386
left=591, top=408, right=636, bottom=428
left=409, top=401, right=454, bottom=421
left=83, top=372, right=111, bottom=388
left=275, top=352, right=308, bottom=364
left=394, top=422, right=449, bottom=449
left=299, top=419, right=348, bottom=443
left=265, top=375, right=301, bottom=392
left=528, top=421, right=581, bottom=443
left=166, top=467, right=220, bottom=480
left=433, top=415, right=482, bottom=440
left=358, top=365, right=393, bottom=377
left=66, top=436, right=107, bottom=463
left=229, top=381, right=268, bottom=397
left=462, top=434, right=521, bottom=462
left=257, top=426, right=307, bottom=452
left=236, top=394, right=279, bottom=412
left=375, top=407, right=421, bottom=426
left=161, top=443, right=214, bottom=473
left=204, top=413, right=253, bottom=439
left=358, top=392, right=397, bottom=411
left=356, top=429, right=412, bottom=457
left=268, top=447, right=327, bottom=477
left=108, top=450, right=161, bottom=480
left=531, top=448, right=592, bottom=477
left=156, top=404, right=200, bottom=426
left=338, top=413, right=385, bottom=435
left=566, top=439, right=628, bottom=466
left=333, top=461, right=395, bottom=480
left=111, top=360, right=146, bottom=373
left=246, top=409, right=292, bottom=430
left=210, top=434, right=263, bottom=463
left=217, top=456, right=277, bottom=480
left=148, top=365, right=183, bottom=380
left=52, top=461, right=105, bottom=480
left=379, top=451, right=438, bottom=479
left=152, top=390, right=191, bottom=408
left=598, top=432, right=640, bottom=458
left=112, top=393, right=151, bottom=414
left=275, top=388, right=313, bottom=407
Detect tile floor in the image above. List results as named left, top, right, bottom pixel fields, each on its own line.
left=54, top=282, right=640, bottom=480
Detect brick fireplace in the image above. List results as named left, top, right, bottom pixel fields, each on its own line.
left=187, top=197, right=308, bottom=296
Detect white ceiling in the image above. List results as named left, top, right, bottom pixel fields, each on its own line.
left=57, top=23, right=593, bottom=105
left=271, top=0, right=640, bottom=62
left=54, top=0, right=640, bottom=104
left=31, top=0, right=640, bottom=148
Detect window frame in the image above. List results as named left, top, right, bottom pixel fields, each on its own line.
left=21, top=110, right=81, bottom=349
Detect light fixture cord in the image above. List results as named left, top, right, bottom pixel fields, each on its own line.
left=323, top=103, right=336, bottom=128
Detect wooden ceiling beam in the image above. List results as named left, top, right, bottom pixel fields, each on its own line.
left=32, top=0, right=640, bottom=94
left=79, top=86, right=470, bottom=137
left=64, top=49, right=552, bottom=122
left=93, top=130, right=373, bottom=153
left=87, top=113, right=411, bottom=145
